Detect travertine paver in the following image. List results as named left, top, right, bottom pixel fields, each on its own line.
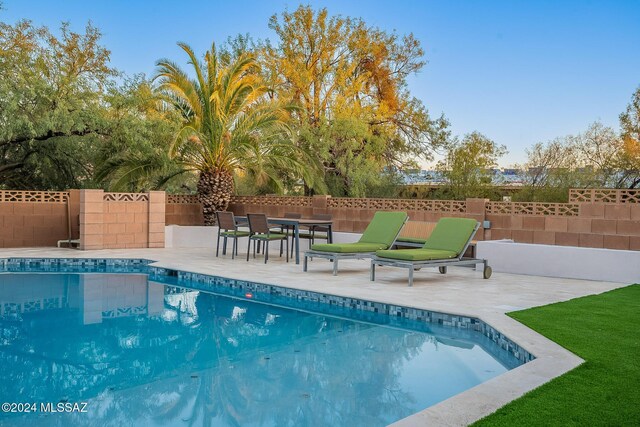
left=0, top=246, right=629, bottom=426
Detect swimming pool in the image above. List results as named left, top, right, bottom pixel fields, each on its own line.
left=0, top=259, right=531, bottom=426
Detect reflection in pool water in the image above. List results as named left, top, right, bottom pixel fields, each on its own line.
left=0, top=273, right=518, bottom=426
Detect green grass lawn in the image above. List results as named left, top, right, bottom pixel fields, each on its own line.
left=473, top=284, right=640, bottom=427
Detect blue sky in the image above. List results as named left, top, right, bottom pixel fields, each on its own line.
left=3, top=0, right=639, bottom=166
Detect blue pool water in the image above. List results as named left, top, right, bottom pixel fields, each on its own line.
left=0, top=271, right=522, bottom=426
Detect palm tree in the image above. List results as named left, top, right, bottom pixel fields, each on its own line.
left=155, top=42, right=319, bottom=225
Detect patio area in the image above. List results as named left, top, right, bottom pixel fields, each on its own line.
left=0, top=246, right=629, bottom=426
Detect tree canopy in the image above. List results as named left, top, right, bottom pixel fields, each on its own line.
left=0, top=19, right=181, bottom=191
left=0, top=20, right=114, bottom=189
left=2, top=6, right=639, bottom=203
left=153, top=42, right=321, bottom=223
left=435, top=132, right=507, bottom=200
left=620, top=87, right=640, bottom=186
left=262, top=5, right=449, bottom=195
left=516, top=118, right=640, bottom=202
left=1, top=6, right=447, bottom=198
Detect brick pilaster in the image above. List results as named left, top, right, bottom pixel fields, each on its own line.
left=79, top=189, right=104, bottom=250
left=148, top=191, right=166, bottom=248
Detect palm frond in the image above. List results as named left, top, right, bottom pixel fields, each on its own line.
left=154, top=41, right=326, bottom=194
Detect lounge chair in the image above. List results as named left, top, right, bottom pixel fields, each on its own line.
left=303, top=211, right=408, bottom=275
left=392, top=220, right=479, bottom=257
left=370, top=217, right=492, bottom=287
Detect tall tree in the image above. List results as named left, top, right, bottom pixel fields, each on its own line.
left=621, top=87, right=640, bottom=144
left=436, top=132, right=507, bottom=200
left=154, top=42, right=319, bottom=225
left=620, top=87, right=640, bottom=188
left=264, top=6, right=449, bottom=194
left=0, top=20, right=116, bottom=189
left=515, top=138, right=587, bottom=202
left=572, top=122, right=630, bottom=188
left=295, top=117, right=404, bottom=197
left=515, top=118, right=640, bottom=202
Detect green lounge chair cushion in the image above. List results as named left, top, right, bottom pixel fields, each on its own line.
left=375, top=248, right=458, bottom=261
left=251, top=233, right=287, bottom=240
left=311, top=242, right=388, bottom=253
left=307, top=211, right=406, bottom=255
left=395, top=237, right=428, bottom=244
left=359, top=211, right=408, bottom=245
left=221, top=230, right=250, bottom=237
left=423, top=217, right=477, bottom=254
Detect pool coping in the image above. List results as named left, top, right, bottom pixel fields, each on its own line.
left=0, top=252, right=592, bottom=426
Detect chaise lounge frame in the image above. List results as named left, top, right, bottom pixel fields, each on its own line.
left=370, top=221, right=492, bottom=287
left=303, top=212, right=408, bottom=276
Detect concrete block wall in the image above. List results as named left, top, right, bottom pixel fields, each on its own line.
left=226, top=196, right=483, bottom=236
left=0, top=189, right=163, bottom=249
left=102, top=199, right=148, bottom=249
left=165, top=202, right=204, bottom=226
left=228, top=201, right=313, bottom=220
left=0, top=190, right=74, bottom=248
left=5, top=189, right=638, bottom=250
left=225, top=195, right=640, bottom=251
left=80, top=190, right=165, bottom=250
left=487, top=202, right=640, bottom=250
left=0, top=202, right=68, bottom=247
left=324, top=206, right=470, bottom=234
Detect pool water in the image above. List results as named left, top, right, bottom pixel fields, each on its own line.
left=0, top=273, right=520, bottom=426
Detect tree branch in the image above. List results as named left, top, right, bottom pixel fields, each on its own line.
left=0, top=128, right=101, bottom=147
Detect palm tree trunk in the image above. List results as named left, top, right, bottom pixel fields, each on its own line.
left=197, top=170, right=234, bottom=226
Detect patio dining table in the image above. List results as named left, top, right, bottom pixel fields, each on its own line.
left=235, top=216, right=333, bottom=264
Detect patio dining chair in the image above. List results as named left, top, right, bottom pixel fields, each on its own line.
left=258, top=211, right=301, bottom=254
left=215, top=211, right=249, bottom=259
left=246, top=213, right=289, bottom=263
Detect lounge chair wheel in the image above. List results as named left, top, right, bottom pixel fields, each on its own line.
left=483, top=266, right=492, bottom=279
left=438, top=266, right=447, bottom=274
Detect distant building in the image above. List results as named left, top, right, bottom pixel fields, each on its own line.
left=401, top=169, right=524, bottom=186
